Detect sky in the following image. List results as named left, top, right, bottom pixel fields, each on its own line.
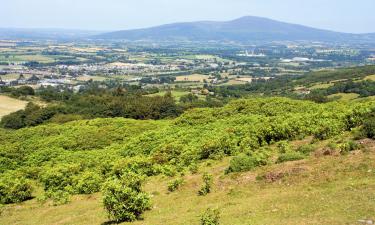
left=1, top=0, right=374, bottom=33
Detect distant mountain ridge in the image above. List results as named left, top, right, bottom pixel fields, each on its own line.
left=94, top=16, right=375, bottom=43
left=0, top=28, right=102, bottom=40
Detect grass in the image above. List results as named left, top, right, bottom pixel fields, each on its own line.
left=147, top=90, right=190, bottom=101
left=310, top=83, right=334, bottom=90
left=364, top=74, right=375, bottom=81
left=2, top=137, right=375, bottom=225
left=175, top=74, right=210, bottom=83
left=0, top=95, right=28, bottom=118
left=76, top=75, right=107, bottom=82
left=328, top=93, right=360, bottom=101
left=0, top=54, right=55, bottom=63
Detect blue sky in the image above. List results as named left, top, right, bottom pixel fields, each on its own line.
left=1, top=0, right=374, bottom=33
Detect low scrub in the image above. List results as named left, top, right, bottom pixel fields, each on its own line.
left=0, top=173, right=33, bottom=204
left=198, top=173, right=213, bottom=196
left=102, top=173, right=151, bottom=222
left=167, top=178, right=184, bottom=192
left=277, top=151, right=305, bottom=163
left=200, top=208, right=220, bottom=225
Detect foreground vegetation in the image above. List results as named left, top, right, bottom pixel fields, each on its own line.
left=1, top=95, right=375, bottom=224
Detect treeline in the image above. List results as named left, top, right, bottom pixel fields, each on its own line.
left=313, top=80, right=375, bottom=97
left=0, top=84, right=222, bottom=129
left=0, top=90, right=181, bottom=129
left=296, top=65, right=375, bottom=85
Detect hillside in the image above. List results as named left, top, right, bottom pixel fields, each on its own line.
left=1, top=97, right=375, bottom=224
left=95, top=16, right=375, bottom=43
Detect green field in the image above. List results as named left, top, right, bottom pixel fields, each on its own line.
left=328, top=93, right=360, bottom=101
left=0, top=54, right=55, bottom=63
left=147, top=90, right=190, bottom=101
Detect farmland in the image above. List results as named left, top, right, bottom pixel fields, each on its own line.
left=0, top=95, right=27, bottom=118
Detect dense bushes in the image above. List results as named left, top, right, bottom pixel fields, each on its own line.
left=0, top=173, right=33, bottom=204
left=102, top=173, right=151, bottom=222
left=1, top=97, right=374, bottom=205
left=1, top=91, right=181, bottom=129
left=363, top=110, right=375, bottom=139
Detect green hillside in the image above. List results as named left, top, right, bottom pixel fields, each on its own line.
left=1, top=97, right=375, bottom=224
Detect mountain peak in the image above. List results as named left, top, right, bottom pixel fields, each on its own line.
left=94, top=16, right=371, bottom=43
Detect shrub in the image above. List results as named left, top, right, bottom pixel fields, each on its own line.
left=363, top=115, right=375, bottom=139
left=167, top=178, right=184, bottom=192
left=198, top=173, right=213, bottom=196
left=44, top=190, right=71, bottom=206
left=277, top=141, right=292, bottom=154
left=277, top=151, right=305, bottom=163
left=102, top=173, right=151, bottom=222
left=39, top=164, right=81, bottom=193
left=225, top=151, right=270, bottom=174
left=338, top=140, right=360, bottom=154
left=0, top=173, right=33, bottom=204
left=72, top=171, right=102, bottom=194
left=200, top=208, right=220, bottom=225
left=296, top=145, right=316, bottom=155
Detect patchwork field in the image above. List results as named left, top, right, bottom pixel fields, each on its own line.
left=175, top=74, right=210, bottom=82
left=0, top=95, right=28, bottom=118
left=364, top=74, right=375, bottom=81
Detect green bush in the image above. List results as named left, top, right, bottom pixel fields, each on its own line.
left=225, top=150, right=270, bottom=174
left=167, top=178, right=184, bottom=192
left=296, top=145, right=316, bottom=155
left=200, top=208, right=220, bottom=225
left=39, top=164, right=81, bottom=193
left=363, top=115, right=375, bottom=139
left=277, top=151, right=305, bottom=163
left=277, top=141, right=292, bottom=154
left=44, top=190, right=71, bottom=206
left=0, top=173, right=33, bottom=204
left=72, top=171, right=102, bottom=194
left=338, top=140, right=360, bottom=154
left=198, top=173, right=213, bottom=196
left=102, top=173, right=151, bottom=222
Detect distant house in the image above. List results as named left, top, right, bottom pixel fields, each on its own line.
left=0, top=77, right=6, bottom=87
left=17, top=74, right=27, bottom=85
left=27, top=75, right=40, bottom=84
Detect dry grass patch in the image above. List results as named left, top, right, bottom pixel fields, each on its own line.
left=0, top=95, right=27, bottom=118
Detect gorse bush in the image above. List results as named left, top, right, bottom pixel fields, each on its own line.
left=167, top=178, right=184, bottom=192
left=0, top=173, right=33, bottom=204
left=72, top=171, right=102, bottom=194
left=296, top=144, right=316, bottom=155
left=200, top=208, right=220, bottom=225
left=276, top=151, right=305, bottom=164
left=338, top=140, right=360, bottom=154
left=363, top=110, right=375, bottom=139
left=198, top=173, right=213, bottom=196
left=225, top=150, right=270, bottom=174
left=102, top=173, right=151, bottom=222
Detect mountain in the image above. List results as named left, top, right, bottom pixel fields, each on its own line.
left=0, top=28, right=102, bottom=40
left=95, top=16, right=375, bottom=43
